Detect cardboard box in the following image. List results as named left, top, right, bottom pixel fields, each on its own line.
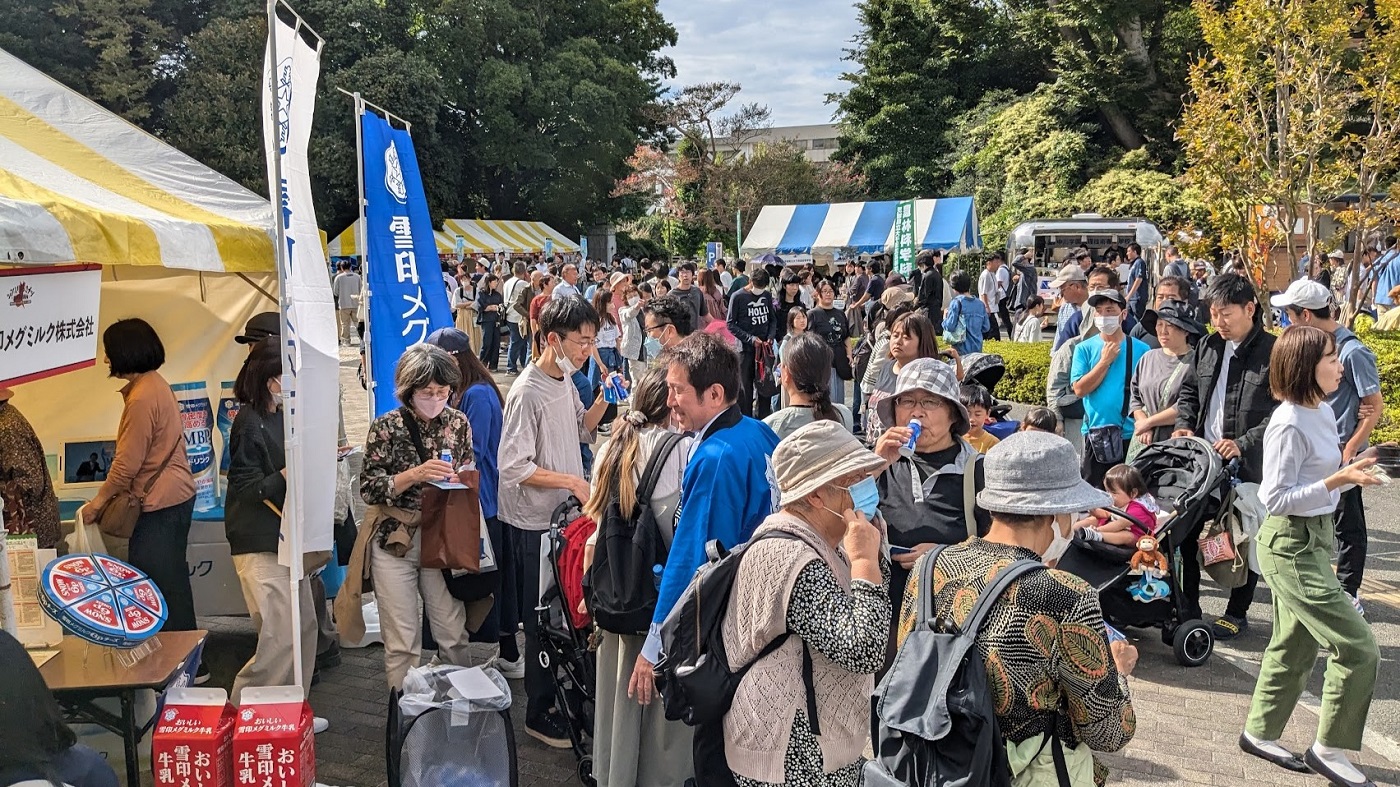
left=153, top=688, right=235, bottom=787
left=232, top=687, right=315, bottom=787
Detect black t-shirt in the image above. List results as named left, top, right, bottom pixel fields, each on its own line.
left=806, top=306, right=851, bottom=377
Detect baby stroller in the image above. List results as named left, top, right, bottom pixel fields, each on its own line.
left=958, top=352, right=1019, bottom=438
left=536, top=497, right=599, bottom=785
left=1055, top=437, right=1231, bottom=667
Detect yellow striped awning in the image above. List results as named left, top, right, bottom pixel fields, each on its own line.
left=327, top=219, right=455, bottom=258
left=441, top=218, right=580, bottom=255
left=0, top=47, right=275, bottom=272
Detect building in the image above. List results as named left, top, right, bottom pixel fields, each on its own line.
left=713, top=123, right=841, bottom=163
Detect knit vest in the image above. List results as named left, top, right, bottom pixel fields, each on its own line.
left=721, top=513, right=871, bottom=782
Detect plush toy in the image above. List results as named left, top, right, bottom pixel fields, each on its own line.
left=1130, top=573, right=1171, bottom=602
left=1129, top=535, right=1168, bottom=577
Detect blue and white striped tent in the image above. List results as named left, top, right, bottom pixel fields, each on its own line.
left=740, top=197, right=981, bottom=262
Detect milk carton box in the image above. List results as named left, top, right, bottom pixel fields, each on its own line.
left=152, top=688, right=235, bottom=787
left=232, top=687, right=315, bottom=787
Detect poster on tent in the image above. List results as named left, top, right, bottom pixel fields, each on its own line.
left=360, top=112, right=454, bottom=418
left=262, top=11, right=337, bottom=569
left=893, top=199, right=916, bottom=276
left=0, top=265, right=100, bottom=387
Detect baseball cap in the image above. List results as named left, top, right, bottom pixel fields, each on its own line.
left=1087, top=289, right=1127, bottom=308
left=235, top=312, right=280, bottom=344
left=425, top=327, right=473, bottom=354
left=1270, top=279, right=1333, bottom=311
left=1049, top=265, right=1088, bottom=289
left=1328, top=249, right=1345, bottom=260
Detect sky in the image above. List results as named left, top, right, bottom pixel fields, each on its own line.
left=656, top=0, right=861, bottom=128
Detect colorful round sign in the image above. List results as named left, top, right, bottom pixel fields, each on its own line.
left=39, top=553, right=167, bottom=647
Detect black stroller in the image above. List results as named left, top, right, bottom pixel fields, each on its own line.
left=1056, top=437, right=1231, bottom=667
left=536, top=497, right=598, bottom=785
left=959, top=352, right=1019, bottom=438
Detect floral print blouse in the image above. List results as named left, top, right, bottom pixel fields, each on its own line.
left=361, top=406, right=474, bottom=536
left=0, top=400, right=60, bottom=549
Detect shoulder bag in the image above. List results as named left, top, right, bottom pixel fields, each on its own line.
left=400, top=408, right=486, bottom=574
left=1085, top=338, right=1133, bottom=466
left=98, top=436, right=184, bottom=539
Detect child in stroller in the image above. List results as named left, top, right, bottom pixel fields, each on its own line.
left=1055, top=436, right=1229, bottom=667
left=1071, top=464, right=1160, bottom=546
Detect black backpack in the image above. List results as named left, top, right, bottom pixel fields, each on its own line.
left=655, top=531, right=819, bottom=729
left=866, top=545, right=1070, bottom=787
left=584, top=431, right=684, bottom=635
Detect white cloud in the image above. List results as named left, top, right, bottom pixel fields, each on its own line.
left=657, top=0, right=859, bottom=127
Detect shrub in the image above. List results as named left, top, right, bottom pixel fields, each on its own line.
left=981, top=340, right=1051, bottom=406
left=1357, top=317, right=1400, bottom=445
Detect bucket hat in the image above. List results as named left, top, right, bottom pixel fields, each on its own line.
left=977, top=431, right=1112, bottom=515
left=875, top=357, right=970, bottom=438
left=1155, top=300, right=1203, bottom=335
left=773, top=420, right=887, bottom=507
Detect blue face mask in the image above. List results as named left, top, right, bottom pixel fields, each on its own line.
left=842, top=476, right=881, bottom=519
left=644, top=336, right=663, bottom=357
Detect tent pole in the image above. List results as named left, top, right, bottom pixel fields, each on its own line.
left=352, top=92, right=372, bottom=421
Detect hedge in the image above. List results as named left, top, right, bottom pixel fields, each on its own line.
left=984, top=323, right=1400, bottom=445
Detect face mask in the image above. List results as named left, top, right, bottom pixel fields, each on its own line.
left=413, top=395, right=448, bottom=420
left=1094, top=315, right=1121, bottom=334
left=628, top=296, right=641, bottom=307
left=1043, top=516, right=1072, bottom=563
left=644, top=336, right=663, bottom=357
left=843, top=476, right=881, bottom=519
left=551, top=336, right=578, bottom=376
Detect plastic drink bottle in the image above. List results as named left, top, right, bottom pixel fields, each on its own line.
left=905, top=418, right=922, bottom=452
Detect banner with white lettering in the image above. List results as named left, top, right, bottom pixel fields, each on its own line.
left=262, top=13, right=337, bottom=569
left=0, top=265, right=100, bottom=387
left=360, top=112, right=454, bottom=418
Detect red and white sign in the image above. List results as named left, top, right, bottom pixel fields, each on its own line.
left=233, top=687, right=315, bottom=787
left=0, top=264, right=102, bottom=387
left=153, top=687, right=236, bottom=787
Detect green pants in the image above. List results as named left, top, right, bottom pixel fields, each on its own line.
left=1246, top=514, right=1379, bottom=749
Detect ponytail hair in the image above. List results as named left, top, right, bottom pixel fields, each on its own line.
left=784, top=332, right=842, bottom=425
left=583, top=366, right=672, bottom=524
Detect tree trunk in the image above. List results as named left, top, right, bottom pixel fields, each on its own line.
left=1100, top=101, right=1147, bottom=150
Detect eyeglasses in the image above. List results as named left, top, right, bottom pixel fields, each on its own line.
left=644, top=323, right=671, bottom=336
left=895, top=396, right=945, bottom=411
left=559, top=336, right=597, bottom=348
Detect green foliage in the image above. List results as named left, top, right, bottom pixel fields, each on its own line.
left=1074, top=163, right=1210, bottom=231
left=1, top=0, right=677, bottom=236
left=982, top=340, right=1051, bottom=407
left=1356, top=317, right=1400, bottom=444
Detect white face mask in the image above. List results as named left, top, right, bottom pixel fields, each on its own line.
left=1094, top=314, right=1121, bottom=335
left=1043, top=516, right=1073, bottom=563
left=628, top=295, right=641, bottom=307
left=552, top=336, right=578, bottom=376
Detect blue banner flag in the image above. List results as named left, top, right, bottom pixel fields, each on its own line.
left=361, top=113, right=454, bottom=418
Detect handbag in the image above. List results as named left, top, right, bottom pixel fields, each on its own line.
left=1085, top=337, right=1133, bottom=466
left=98, top=436, right=184, bottom=539
left=943, top=297, right=968, bottom=346
left=1201, top=487, right=1250, bottom=589
left=400, top=408, right=485, bottom=573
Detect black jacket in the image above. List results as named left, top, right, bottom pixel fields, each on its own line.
left=224, top=406, right=286, bottom=556
left=915, top=265, right=944, bottom=316
left=1174, top=324, right=1278, bottom=483
left=476, top=288, right=504, bottom=325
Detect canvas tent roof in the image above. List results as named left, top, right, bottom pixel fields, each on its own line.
left=327, top=219, right=455, bottom=257
left=442, top=218, right=580, bottom=255
left=0, top=48, right=274, bottom=272
left=740, top=197, right=980, bottom=259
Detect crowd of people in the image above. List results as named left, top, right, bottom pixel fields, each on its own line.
left=0, top=242, right=1393, bottom=787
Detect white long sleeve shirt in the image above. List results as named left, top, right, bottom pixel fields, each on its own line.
left=1259, top=401, right=1346, bottom=517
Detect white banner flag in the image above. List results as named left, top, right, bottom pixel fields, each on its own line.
left=262, top=11, right=337, bottom=574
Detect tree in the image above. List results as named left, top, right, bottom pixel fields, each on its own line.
left=1180, top=0, right=1359, bottom=277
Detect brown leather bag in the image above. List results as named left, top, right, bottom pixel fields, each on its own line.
left=98, top=437, right=184, bottom=539
left=419, top=468, right=484, bottom=571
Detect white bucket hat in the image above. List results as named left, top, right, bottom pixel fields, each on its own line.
left=976, top=431, right=1112, bottom=515
left=773, top=420, right=887, bottom=507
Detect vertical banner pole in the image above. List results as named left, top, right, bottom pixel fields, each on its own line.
left=353, top=93, right=372, bottom=420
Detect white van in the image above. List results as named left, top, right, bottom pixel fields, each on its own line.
left=1006, top=214, right=1167, bottom=300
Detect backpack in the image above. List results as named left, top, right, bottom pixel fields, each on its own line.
left=865, top=545, right=1058, bottom=787
left=584, top=431, right=685, bottom=635
left=655, top=531, right=819, bottom=729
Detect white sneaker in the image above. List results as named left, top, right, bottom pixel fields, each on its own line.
left=1350, top=592, right=1366, bottom=618
left=313, top=717, right=329, bottom=734
left=486, top=655, right=526, bottom=680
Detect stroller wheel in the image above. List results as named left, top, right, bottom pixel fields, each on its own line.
left=1172, top=620, right=1214, bottom=667
left=578, top=754, right=596, bottom=786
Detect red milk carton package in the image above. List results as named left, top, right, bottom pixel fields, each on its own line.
left=232, top=687, right=315, bottom=787
left=153, top=687, right=235, bottom=787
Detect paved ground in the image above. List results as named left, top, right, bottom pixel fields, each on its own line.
left=186, top=347, right=1400, bottom=786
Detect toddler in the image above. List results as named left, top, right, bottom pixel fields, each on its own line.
left=1073, top=464, right=1159, bottom=546
left=960, top=383, right=999, bottom=454
left=1018, top=406, right=1061, bottom=435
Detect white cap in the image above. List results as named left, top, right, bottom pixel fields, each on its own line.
left=1270, top=279, right=1333, bottom=311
